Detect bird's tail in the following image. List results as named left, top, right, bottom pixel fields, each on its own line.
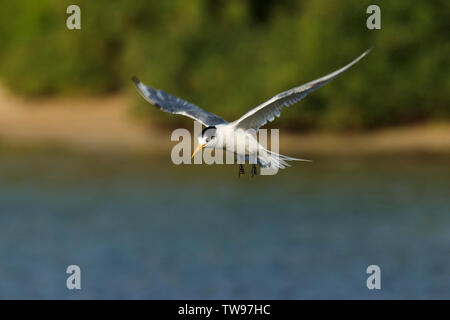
left=257, top=148, right=311, bottom=169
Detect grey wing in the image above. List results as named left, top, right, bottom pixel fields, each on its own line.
left=132, top=77, right=227, bottom=127
left=232, top=49, right=371, bottom=131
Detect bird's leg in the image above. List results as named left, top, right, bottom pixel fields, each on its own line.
left=251, top=164, right=258, bottom=177
left=238, top=164, right=245, bottom=178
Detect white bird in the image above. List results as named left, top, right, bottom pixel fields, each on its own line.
left=132, top=49, right=371, bottom=177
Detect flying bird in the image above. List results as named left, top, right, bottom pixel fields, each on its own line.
left=132, top=49, right=371, bottom=177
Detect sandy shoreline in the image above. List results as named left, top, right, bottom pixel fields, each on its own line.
left=0, top=85, right=449, bottom=157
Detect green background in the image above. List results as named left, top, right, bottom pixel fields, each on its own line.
left=0, top=0, right=448, bottom=131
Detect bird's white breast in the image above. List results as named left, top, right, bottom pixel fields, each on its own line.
left=215, top=124, right=262, bottom=156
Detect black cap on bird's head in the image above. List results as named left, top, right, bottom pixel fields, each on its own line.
left=201, top=126, right=217, bottom=139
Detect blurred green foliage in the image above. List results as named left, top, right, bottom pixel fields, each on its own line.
left=0, top=0, right=448, bottom=131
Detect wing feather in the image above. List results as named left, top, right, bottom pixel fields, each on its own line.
left=232, top=49, right=371, bottom=131
left=132, top=77, right=227, bottom=127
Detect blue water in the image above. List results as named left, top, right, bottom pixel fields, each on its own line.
left=0, top=151, right=449, bottom=299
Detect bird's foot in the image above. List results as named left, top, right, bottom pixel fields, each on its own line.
left=238, top=164, right=245, bottom=178
left=251, top=164, right=258, bottom=177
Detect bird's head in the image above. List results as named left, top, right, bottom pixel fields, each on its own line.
left=192, top=126, right=217, bottom=158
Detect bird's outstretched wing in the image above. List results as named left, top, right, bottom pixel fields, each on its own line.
left=132, top=77, right=227, bottom=127
left=232, top=49, right=371, bottom=131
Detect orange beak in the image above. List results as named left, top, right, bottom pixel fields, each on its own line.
left=192, top=143, right=206, bottom=158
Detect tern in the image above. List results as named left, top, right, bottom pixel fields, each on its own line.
left=132, top=49, right=371, bottom=177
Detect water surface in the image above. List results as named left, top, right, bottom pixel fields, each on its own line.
left=0, top=151, right=449, bottom=299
